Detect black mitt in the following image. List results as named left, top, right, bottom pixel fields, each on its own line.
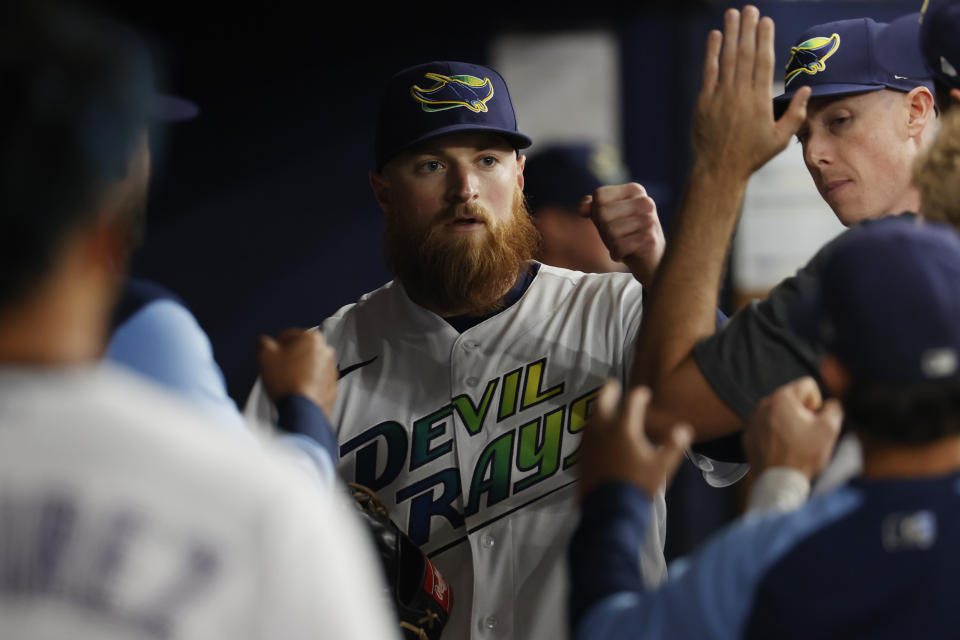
left=349, top=483, right=453, bottom=640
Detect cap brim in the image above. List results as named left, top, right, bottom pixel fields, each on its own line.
left=773, top=83, right=885, bottom=118
left=152, top=93, right=199, bottom=122
left=380, top=123, right=532, bottom=169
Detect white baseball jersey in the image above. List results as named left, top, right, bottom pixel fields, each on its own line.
left=0, top=364, right=398, bottom=640
left=246, top=263, right=666, bottom=640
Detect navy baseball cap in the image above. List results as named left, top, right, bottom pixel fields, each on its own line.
left=774, top=17, right=934, bottom=117
left=374, top=61, right=532, bottom=170
left=790, top=216, right=960, bottom=385
left=112, top=20, right=198, bottom=122
left=919, top=0, right=960, bottom=91
left=0, top=4, right=196, bottom=224
left=7, top=6, right=197, bottom=124
left=523, top=143, right=630, bottom=213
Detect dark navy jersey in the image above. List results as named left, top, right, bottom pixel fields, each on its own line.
left=570, top=471, right=960, bottom=639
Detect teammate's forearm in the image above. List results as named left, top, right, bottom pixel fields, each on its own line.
left=632, top=163, right=748, bottom=390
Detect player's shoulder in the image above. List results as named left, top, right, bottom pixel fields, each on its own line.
left=6, top=365, right=310, bottom=499
left=531, top=262, right=643, bottom=303
left=321, top=280, right=403, bottom=330
left=673, top=484, right=864, bottom=590
left=799, top=213, right=918, bottom=280
left=732, top=483, right=864, bottom=566
left=111, top=277, right=183, bottom=330
left=320, top=278, right=448, bottom=349
left=535, top=262, right=639, bottom=287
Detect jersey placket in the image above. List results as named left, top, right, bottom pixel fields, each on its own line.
left=449, top=328, right=517, bottom=639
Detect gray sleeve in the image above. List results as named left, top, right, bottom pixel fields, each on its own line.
left=692, top=231, right=847, bottom=420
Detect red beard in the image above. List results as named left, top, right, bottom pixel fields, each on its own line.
left=384, top=188, right=540, bottom=316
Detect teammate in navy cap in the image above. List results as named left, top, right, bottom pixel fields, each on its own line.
left=524, top=142, right=659, bottom=275
left=627, top=7, right=939, bottom=509
left=246, top=59, right=683, bottom=640
left=772, top=15, right=935, bottom=226
left=572, top=216, right=960, bottom=639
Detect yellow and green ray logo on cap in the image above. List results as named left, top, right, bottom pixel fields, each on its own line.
left=410, top=73, right=495, bottom=113
left=785, top=33, right=841, bottom=86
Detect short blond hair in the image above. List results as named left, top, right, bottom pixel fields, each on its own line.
left=915, top=109, right=960, bottom=226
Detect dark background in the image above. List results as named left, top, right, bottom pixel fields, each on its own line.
left=80, top=0, right=917, bottom=404
left=84, top=0, right=917, bottom=556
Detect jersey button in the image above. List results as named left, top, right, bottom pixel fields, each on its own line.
left=466, top=376, right=479, bottom=387
left=481, top=533, right=495, bottom=548
left=484, top=615, right=499, bottom=630
left=464, top=340, right=480, bottom=351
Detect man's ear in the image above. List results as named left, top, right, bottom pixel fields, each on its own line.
left=819, top=354, right=851, bottom=400
left=906, top=86, right=936, bottom=138
left=369, top=170, right=393, bottom=215
left=516, top=153, right=526, bottom=191
left=951, top=88, right=960, bottom=106
left=83, top=218, right=133, bottom=277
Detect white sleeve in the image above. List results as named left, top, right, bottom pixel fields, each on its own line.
left=259, top=480, right=399, bottom=640
left=243, top=377, right=279, bottom=435
left=746, top=467, right=811, bottom=514
left=618, top=277, right=645, bottom=389
left=811, top=432, right=863, bottom=497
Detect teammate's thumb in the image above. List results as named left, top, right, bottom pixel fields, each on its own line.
left=256, top=335, right=279, bottom=363
left=658, top=422, right=693, bottom=485
left=595, top=378, right=622, bottom=425
left=818, top=398, right=844, bottom=435
left=792, top=376, right=823, bottom=412
left=577, top=195, right=593, bottom=218
left=776, top=85, right=811, bottom=138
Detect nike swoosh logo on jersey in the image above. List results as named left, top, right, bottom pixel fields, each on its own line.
left=337, top=356, right=378, bottom=379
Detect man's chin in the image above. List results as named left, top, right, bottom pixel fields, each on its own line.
left=435, top=225, right=493, bottom=249
left=385, top=186, right=540, bottom=315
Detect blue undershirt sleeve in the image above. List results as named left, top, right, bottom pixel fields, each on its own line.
left=274, top=395, right=338, bottom=485
left=107, top=299, right=248, bottom=435
left=275, top=394, right=338, bottom=460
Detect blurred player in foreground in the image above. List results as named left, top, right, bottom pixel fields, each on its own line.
left=0, top=5, right=395, bottom=638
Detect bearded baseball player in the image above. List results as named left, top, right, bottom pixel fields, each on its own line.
left=631, top=7, right=937, bottom=507
left=246, top=60, right=741, bottom=639
left=0, top=7, right=396, bottom=638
